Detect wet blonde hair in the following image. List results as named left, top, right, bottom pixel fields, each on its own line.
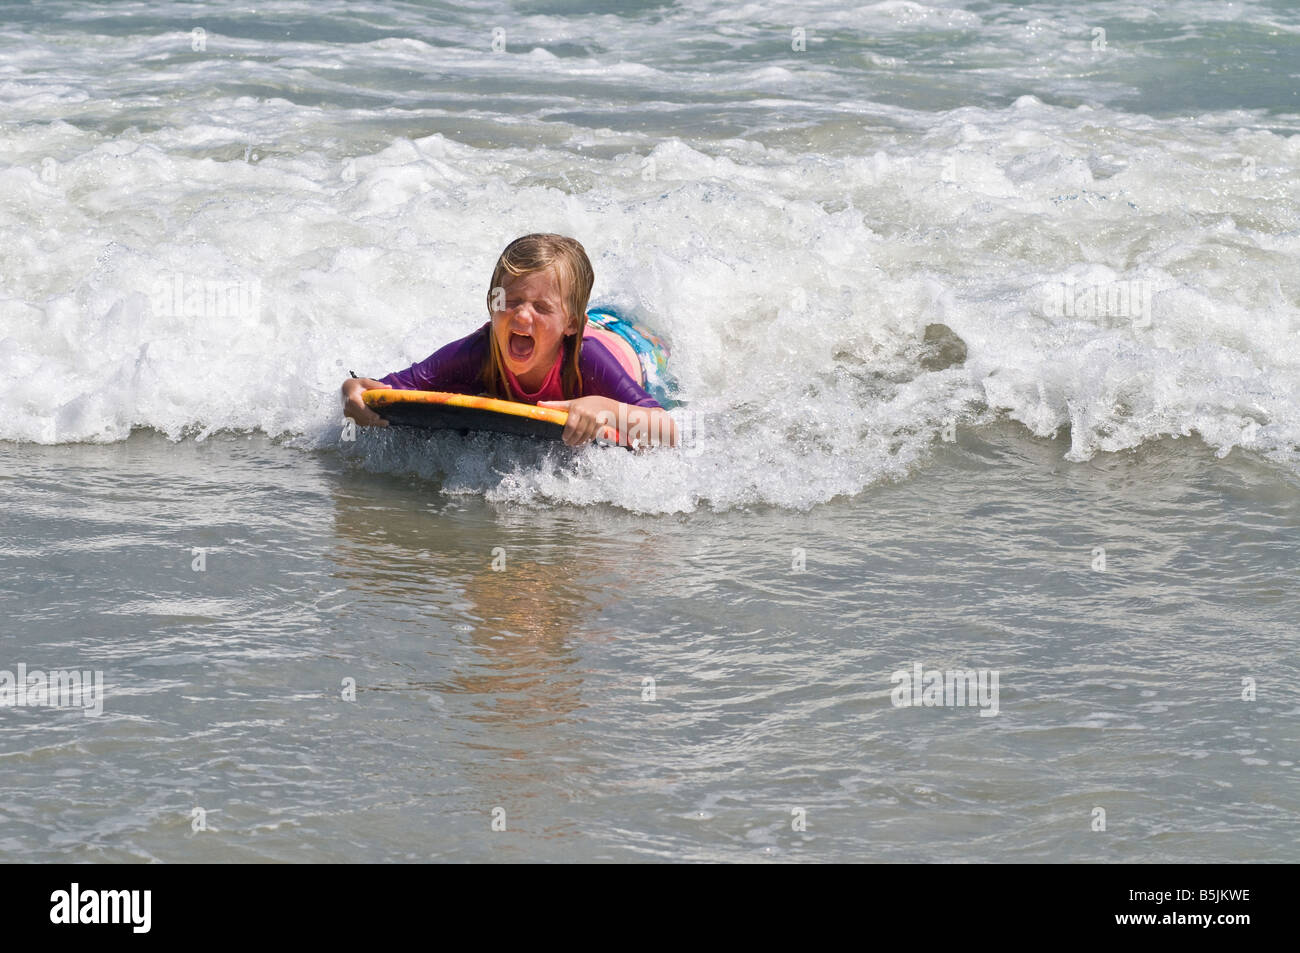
left=481, top=233, right=595, bottom=400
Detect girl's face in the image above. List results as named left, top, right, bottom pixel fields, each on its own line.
left=491, top=268, right=576, bottom=384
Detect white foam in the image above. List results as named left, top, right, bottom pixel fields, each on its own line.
left=2, top=1, right=1298, bottom=510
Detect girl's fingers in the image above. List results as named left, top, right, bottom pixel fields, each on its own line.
left=553, top=406, right=619, bottom=446
left=564, top=412, right=598, bottom=446
left=350, top=404, right=388, bottom=428
left=563, top=417, right=582, bottom=446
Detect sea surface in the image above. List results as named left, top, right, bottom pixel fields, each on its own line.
left=1, top=0, right=1298, bottom=862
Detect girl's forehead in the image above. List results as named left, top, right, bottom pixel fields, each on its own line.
left=504, top=268, right=562, bottom=295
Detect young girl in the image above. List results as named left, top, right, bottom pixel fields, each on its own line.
left=342, top=233, right=676, bottom=447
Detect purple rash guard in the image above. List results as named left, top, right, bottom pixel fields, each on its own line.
left=378, top=323, right=662, bottom=409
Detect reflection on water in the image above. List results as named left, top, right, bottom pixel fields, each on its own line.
left=326, top=469, right=639, bottom=828
left=328, top=473, right=618, bottom=724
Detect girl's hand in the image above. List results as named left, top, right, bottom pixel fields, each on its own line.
left=537, top=396, right=619, bottom=446
left=342, top=377, right=391, bottom=427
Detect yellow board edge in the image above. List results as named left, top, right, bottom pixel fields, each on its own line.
left=362, top=389, right=569, bottom=427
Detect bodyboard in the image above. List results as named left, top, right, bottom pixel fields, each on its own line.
left=363, top=389, right=567, bottom=440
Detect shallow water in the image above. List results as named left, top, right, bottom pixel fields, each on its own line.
left=2, top=426, right=1296, bottom=862
left=2, top=0, right=1299, bottom=861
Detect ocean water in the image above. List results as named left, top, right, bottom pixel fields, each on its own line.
left=1, top=0, right=1298, bottom=862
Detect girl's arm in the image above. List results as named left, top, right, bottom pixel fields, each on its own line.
left=565, top=336, right=676, bottom=447
left=539, top=396, right=677, bottom=448
left=343, top=325, right=490, bottom=427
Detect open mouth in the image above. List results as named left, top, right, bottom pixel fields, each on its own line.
left=508, top=332, right=535, bottom=363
